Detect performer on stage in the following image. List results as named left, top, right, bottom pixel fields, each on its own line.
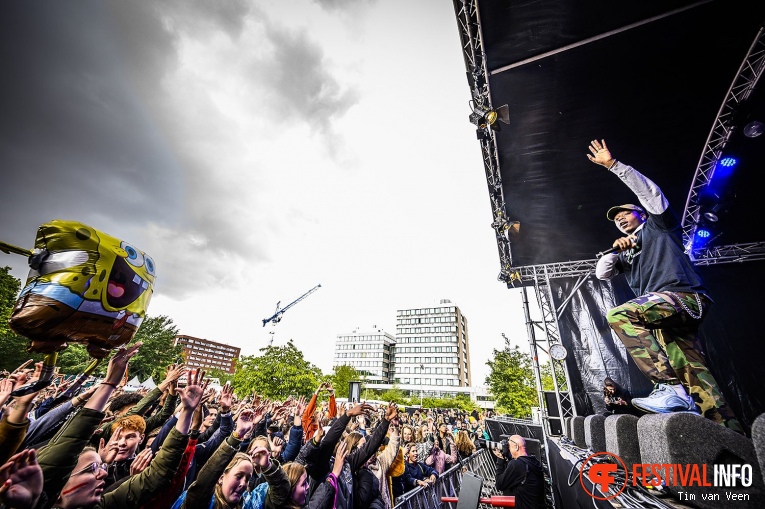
left=589, top=139, right=741, bottom=433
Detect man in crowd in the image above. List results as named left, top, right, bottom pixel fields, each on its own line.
left=493, top=435, right=545, bottom=509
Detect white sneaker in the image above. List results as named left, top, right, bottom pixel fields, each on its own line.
left=632, top=384, right=699, bottom=414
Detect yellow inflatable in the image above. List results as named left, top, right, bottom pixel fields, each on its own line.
left=9, top=220, right=155, bottom=358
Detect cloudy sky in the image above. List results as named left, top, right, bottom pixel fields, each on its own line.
left=0, top=0, right=533, bottom=385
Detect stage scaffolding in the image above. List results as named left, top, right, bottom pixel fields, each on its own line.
left=452, top=0, right=765, bottom=436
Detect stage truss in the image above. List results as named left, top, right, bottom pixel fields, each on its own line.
left=451, top=0, right=765, bottom=438
left=682, top=26, right=765, bottom=251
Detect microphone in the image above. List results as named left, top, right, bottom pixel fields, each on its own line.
left=596, top=246, right=619, bottom=258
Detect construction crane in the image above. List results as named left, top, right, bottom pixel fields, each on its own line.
left=262, top=284, right=321, bottom=327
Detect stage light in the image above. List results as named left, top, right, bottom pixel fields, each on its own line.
left=691, top=218, right=722, bottom=251
left=468, top=102, right=510, bottom=131
left=703, top=211, right=719, bottom=222
left=719, top=156, right=738, bottom=167
left=744, top=120, right=764, bottom=138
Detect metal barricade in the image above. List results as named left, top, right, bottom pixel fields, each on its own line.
left=393, top=448, right=500, bottom=509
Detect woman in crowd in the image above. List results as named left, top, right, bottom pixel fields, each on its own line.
left=454, top=430, right=476, bottom=462
left=424, top=422, right=456, bottom=474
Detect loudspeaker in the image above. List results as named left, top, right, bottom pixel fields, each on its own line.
left=525, top=437, right=542, bottom=459
left=584, top=414, right=606, bottom=452
left=544, top=391, right=571, bottom=435
left=638, top=413, right=763, bottom=509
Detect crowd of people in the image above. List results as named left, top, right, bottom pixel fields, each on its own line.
left=0, top=348, right=494, bottom=509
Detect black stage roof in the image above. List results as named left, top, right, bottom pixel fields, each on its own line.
left=457, top=0, right=765, bottom=268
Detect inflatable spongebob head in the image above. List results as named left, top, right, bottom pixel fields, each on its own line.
left=9, top=220, right=156, bottom=358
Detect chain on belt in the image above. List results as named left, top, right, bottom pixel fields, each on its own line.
left=666, top=292, right=703, bottom=320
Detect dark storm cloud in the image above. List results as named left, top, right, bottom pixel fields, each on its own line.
left=0, top=1, right=356, bottom=297
left=0, top=2, right=183, bottom=245
left=258, top=24, right=360, bottom=137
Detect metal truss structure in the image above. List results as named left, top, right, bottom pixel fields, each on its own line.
left=682, top=27, right=765, bottom=251
left=452, top=0, right=516, bottom=284
left=692, top=241, right=765, bottom=265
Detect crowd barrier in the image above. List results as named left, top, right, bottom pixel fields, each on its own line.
left=393, top=447, right=500, bottom=509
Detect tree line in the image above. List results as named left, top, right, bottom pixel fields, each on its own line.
left=2, top=266, right=548, bottom=415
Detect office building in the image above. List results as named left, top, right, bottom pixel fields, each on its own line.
left=333, top=327, right=396, bottom=384
left=393, top=299, right=472, bottom=394
left=175, top=335, right=241, bottom=374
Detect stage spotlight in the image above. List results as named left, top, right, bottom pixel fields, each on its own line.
left=719, top=156, right=738, bottom=168
left=703, top=211, right=719, bottom=222
left=744, top=120, right=764, bottom=138
left=469, top=103, right=510, bottom=131
left=692, top=219, right=721, bottom=251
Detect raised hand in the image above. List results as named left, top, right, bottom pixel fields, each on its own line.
left=251, top=403, right=267, bottom=425
left=158, top=363, right=186, bottom=394
left=235, top=408, right=255, bottom=438
left=104, top=343, right=143, bottom=386
left=295, top=395, right=307, bottom=416
left=270, top=436, right=285, bottom=457
left=346, top=402, right=373, bottom=418
left=587, top=139, right=615, bottom=167
left=99, top=426, right=122, bottom=464
left=384, top=402, right=398, bottom=422
left=219, top=383, right=234, bottom=412
left=313, top=422, right=325, bottom=442
left=250, top=446, right=271, bottom=473
left=332, top=441, right=348, bottom=477
left=177, top=369, right=206, bottom=410
left=0, top=378, right=15, bottom=407
left=129, top=448, right=153, bottom=476
left=0, top=449, right=43, bottom=509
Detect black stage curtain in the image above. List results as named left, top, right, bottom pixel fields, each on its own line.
left=547, top=261, right=765, bottom=433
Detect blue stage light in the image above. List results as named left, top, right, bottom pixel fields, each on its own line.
left=697, top=229, right=711, bottom=238
left=719, top=156, right=737, bottom=167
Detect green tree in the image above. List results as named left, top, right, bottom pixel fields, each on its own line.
left=485, top=345, right=537, bottom=418
left=328, top=364, right=362, bottom=399
left=232, top=340, right=321, bottom=399
left=57, top=344, right=92, bottom=375
left=540, top=361, right=567, bottom=391
left=205, top=367, right=235, bottom=385
left=126, top=315, right=183, bottom=382
left=379, top=385, right=408, bottom=405
left=0, top=266, right=43, bottom=371
left=420, top=394, right=478, bottom=411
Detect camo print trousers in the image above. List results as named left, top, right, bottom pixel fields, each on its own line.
left=606, top=291, right=742, bottom=433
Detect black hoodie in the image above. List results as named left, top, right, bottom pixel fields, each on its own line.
left=495, top=454, right=546, bottom=509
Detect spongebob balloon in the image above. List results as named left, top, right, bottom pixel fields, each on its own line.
left=9, top=220, right=156, bottom=358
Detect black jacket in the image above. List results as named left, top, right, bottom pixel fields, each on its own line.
left=495, top=455, right=546, bottom=509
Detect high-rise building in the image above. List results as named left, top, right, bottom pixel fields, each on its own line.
left=333, top=327, right=396, bottom=384
left=175, top=335, right=241, bottom=374
left=393, top=299, right=471, bottom=393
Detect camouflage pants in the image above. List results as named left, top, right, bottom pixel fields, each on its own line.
left=606, top=292, right=742, bottom=433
